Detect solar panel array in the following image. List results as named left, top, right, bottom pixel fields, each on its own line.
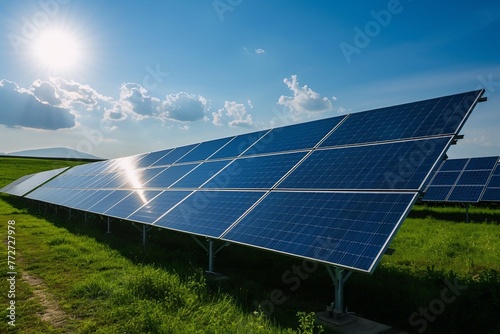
left=0, top=167, right=68, bottom=197
left=2, top=90, right=485, bottom=273
left=423, top=156, right=500, bottom=202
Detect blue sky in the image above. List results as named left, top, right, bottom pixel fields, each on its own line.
left=0, top=0, right=499, bottom=159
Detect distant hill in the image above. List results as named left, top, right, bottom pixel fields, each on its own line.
left=4, top=147, right=103, bottom=160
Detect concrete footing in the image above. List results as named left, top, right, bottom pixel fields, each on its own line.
left=316, top=311, right=391, bottom=334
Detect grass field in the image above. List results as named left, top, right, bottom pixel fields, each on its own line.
left=0, top=157, right=499, bottom=333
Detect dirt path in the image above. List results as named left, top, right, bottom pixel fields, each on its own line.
left=22, top=271, right=69, bottom=329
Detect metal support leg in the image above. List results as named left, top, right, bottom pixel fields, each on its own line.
left=208, top=240, right=214, bottom=273
left=107, top=217, right=111, bottom=234
left=84, top=212, right=87, bottom=224
left=327, top=266, right=353, bottom=318
left=69, top=208, right=72, bottom=220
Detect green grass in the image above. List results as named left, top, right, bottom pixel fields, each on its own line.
left=0, top=157, right=499, bottom=333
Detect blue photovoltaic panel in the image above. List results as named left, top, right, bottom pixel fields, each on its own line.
left=465, top=156, right=498, bottom=170
left=73, top=190, right=114, bottom=211
left=422, top=186, right=452, bottom=201
left=151, top=144, right=198, bottom=166
left=176, top=137, right=234, bottom=163
left=171, top=160, right=230, bottom=188
left=222, top=191, right=417, bottom=273
left=481, top=188, right=500, bottom=202
left=423, top=156, right=499, bottom=203
left=127, top=190, right=192, bottom=224
left=155, top=191, right=264, bottom=238
left=321, top=91, right=482, bottom=148
left=119, top=168, right=165, bottom=189
left=481, top=164, right=500, bottom=202
left=447, top=186, right=485, bottom=202
left=144, top=164, right=198, bottom=188
left=104, top=190, right=162, bottom=219
left=439, top=158, right=468, bottom=171
left=428, top=172, right=461, bottom=186
left=278, top=137, right=451, bottom=190
left=242, top=116, right=345, bottom=156
left=134, top=149, right=173, bottom=168
left=0, top=167, right=68, bottom=196
left=209, top=130, right=268, bottom=160
left=203, top=152, right=307, bottom=189
left=87, top=190, right=132, bottom=214
left=456, top=170, right=492, bottom=186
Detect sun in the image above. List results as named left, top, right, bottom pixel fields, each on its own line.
left=33, top=29, right=82, bottom=72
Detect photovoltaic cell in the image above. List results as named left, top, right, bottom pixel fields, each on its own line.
left=423, top=156, right=499, bottom=203
left=447, top=186, right=485, bottom=202
left=87, top=190, right=132, bottom=214
left=422, top=186, right=452, bottom=201
left=134, top=149, right=173, bottom=168
left=176, top=137, right=234, bottom=163
left=154, top=191, right=264, bottom=238
left=203, top=152, right=307, bottom=189
left=171, top=160, right=230, bottom=188
left=144, top=164, right=198, bottom=188
left=278, top=137, right=451, bottom=190
left=119, top=168, right=166, bottom=189
left=151, top=144, right=198, bottom=166
left=242, top=116, right=345, bottom=156
left=104, top=190, right=162, bottom=219
left=209, top=130, right=268, bottom=160
left=0, top=167, right=68, bottom=196
left=320, top=91, right=482, bottom=148
left=222, top=191, right=417, bottom=273
left=127, top=190, right=192, bottom=224
left=481, top=188, right=500, bottom=202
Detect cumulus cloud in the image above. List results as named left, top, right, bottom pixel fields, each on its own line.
left=0, top=79, right=75, bottom=130
left=49, top=77, right=112, bottom=110
left=119, top=83, right=160, bottom=117
left=213, top=101, right=254, bottom=128
left=255, top=48, right=266, bottom=54
left=30, top=80, right=62, bottom=106
left=158, top=92, right=208, bottom=122
left=278, top=75, right=334, bottom=120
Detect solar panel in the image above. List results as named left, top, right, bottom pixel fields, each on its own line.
left=171, top=160, right=231, bottom=188
left=144, top=164, right=198, bottom=188
left=423, top=155, right=499, bottom=203
left=209, top=130, right=268, bottom=160
left=151, top=144, right=198, bottom=166
left=222, top=191, right=417, bottom=273
left=176, top=137, right=234, bottom=163
left=127, top=190, right=192, bottom=224
left=0, top=167, right=68, bottom=196
left=422, top=186, right=452, bottom=201
left=104, top=190, right=162, bottom=219
left=482, top=163, right=500, bottom=202
left=203, top=152, right=307, bottom=189
left=242, top=116, right=345, bottom=156
left=3, top=89, right=485, bottom=273
left=154, top=190, right=265, bottom=238
left=320, top=91, right=482, bottom=148
left=278, top=137, right=451, bottom=191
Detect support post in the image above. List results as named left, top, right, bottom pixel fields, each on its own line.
left=107, top=217, right=111, bottom=234
left=142, top=225, right=146, bottom=246
left=326, top=266, right=354, bottom=322
left=84, top=212, right=87, bottom=224
left=208, top=240, right=214, bottom=273
left=69, top=208, right=72, bottom=220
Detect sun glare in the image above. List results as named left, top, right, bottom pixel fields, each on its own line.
left=33, top=29, right=82, bottom=72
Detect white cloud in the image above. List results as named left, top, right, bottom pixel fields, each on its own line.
left=255, top=48, right=265, bottom=54
left=214, top=101, right=254, bottom=128
left=158, top=92, right=208, bottom=122
left=278, top=75, right=334, bottom=121
left=0, top=79, right=75, bottom=130
left=49, top=77, right=112, bottom=111
left=119, top=83, right=160, bottom=118
left=30, top=80, right=62, bottom=106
